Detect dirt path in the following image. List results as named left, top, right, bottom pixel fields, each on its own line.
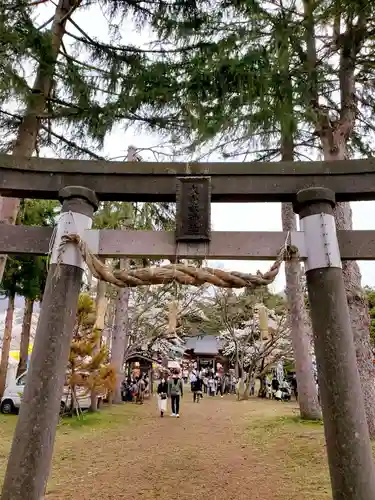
left=46, top=395, right=308, bottom=500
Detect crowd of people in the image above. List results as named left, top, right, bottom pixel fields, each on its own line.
left=189, top=368, right=238, bottom=397
left=122, top=363, right=301, bottom=418
left=259, top=375, right=296, bottom=401
left=121, top=373, right=150, bottom=404
left=156, top=367, right=242, bottom=417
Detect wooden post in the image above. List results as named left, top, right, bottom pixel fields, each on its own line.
left=294, top=187, right=375, bottom=500
left=1, top=186, right=98, bottom=500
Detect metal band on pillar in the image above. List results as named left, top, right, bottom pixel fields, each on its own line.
left=50, top=186, right=99, bottom=268
left=50, top=212, right=92, bottom=268
left=300, top=213, right=341, bottom=271
left=294, top=187, right=375, bottom=500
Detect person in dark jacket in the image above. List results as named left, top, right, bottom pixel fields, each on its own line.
left=157, top=377, right=168, bottom=417
left=271, top=376, right=280, bottom=398
left=291, top=374, right=298, bottom=400
left=168, top=371, right=184, bottom=417
left=192, top=375, right=203, bottom=403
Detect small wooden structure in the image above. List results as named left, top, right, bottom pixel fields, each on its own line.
left=183, top=335, right=229, bottom=372
left=125, top=355, right=154, bottom=393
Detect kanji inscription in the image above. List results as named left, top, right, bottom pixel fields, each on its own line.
left=176, top=177, right=211, bottom=242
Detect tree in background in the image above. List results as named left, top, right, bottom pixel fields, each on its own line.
left=0, top=259, right=23, bottom=397
left=15, top=199, right=58, bottom=377
left=135, top=0, right=375, bottom=426
left=220, top=304, right=292, bottom=400
left=124, top=283, right=210, bottom=364
left=195, top=287, right=292, bottom=399
left=66, top=293, right=116, bottom=415
left=15, top=256, right=46, bottom=378
left=0, top=0, right=195, bottom=281
left=0, top=253, right=49, bottom=389
left=0, top=0, right=80, bottom=280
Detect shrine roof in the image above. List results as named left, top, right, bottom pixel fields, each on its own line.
left=184, top=335, right=224, bottom=355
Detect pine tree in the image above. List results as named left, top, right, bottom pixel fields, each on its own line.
left=134, top=2, right=321, bottom=419
left=0, top=0, right=81, bottom=280
left=137, top=0, right=375, bottom=429
left=0, top=0, right=189, bottom=281
left=299, top=0, right=375, bottom=435
left=0, top=258, right=24, bottom=397
left=14, top=199, right=58, bottom=377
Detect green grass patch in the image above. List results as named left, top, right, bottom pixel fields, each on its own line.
left=248, top=414, right=323, bottom=435
left=0, top=414, right=17, bottom=430
left=57, top=403, right=141, bottom=432
left=0, top=403, right=145, bottom=490
left=244, top=407, right=330, bottom=499
left=0, top=403, right=141, bottom=446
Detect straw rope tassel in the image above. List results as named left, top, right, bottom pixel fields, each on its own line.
left=258, top=304, right=269, bottom=340
left=168, top=300, right=178, bottom=335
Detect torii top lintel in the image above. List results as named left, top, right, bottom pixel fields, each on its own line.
left=1, top=153, right=375, bottom=202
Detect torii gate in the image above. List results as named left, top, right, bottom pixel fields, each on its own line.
left=1, top=154, right=375, bottom=500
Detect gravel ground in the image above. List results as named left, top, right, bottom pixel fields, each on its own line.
left=40, top=394, right=333, bottom=500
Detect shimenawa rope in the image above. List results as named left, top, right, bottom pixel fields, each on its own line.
left=56, top=233, right=297, bottom=289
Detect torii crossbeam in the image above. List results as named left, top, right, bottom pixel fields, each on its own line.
left=1, top=155, right=375, bottom=500
left=1, top=153, right=375, bottom=201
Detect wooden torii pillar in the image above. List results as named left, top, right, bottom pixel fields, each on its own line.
left=1, top=186, right=98, bottom=500
left=293, top=187, right=375, bottom=499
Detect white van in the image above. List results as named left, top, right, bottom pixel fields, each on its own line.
left=0, top=372, right=102, bottom=414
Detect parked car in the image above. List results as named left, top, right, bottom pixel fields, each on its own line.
left=0, top=371, right=103, bottom=415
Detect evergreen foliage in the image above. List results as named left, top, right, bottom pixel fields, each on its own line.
left=131, top=0, right=375, bottom=161
left=0, top=0, right=210, bottom=159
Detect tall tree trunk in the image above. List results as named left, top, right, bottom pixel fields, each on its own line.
left=111, top=260, right=130, bottom=404
left=0, top=0, right=78, bottom=282
left=280, top=127, right=321, bottom=420
left=272, top=18, right=321, bottom=419
left=282, top=203, right=321, bottom=419
left=321, top=135, right=375, bottom=436
left=0, top=295, right=15, bottom=398
left=16, top=298, right=34, bottom=378
left=90, top=266, right=108, bottom=411
left=302, top=0, right=375, bottom=433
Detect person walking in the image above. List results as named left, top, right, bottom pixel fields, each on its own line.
left=157, top=376, right=168, bottom=417
left=136, top=376, right=146, bottom=404
left=271, top=376, right=280, bottom=399
left=192, top=375, right=203, bottom=403
left=208, top=375, right=217, bottom=396
left=216, top=375, right=223, bottom=398
left=291, top=374, right=298, bottom=401
left=190, top=370, right=197, bottom=392
left=168, top=371, right=184, bottom=417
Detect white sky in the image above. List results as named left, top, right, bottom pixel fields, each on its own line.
left=27, top=4, right=375, bottom=294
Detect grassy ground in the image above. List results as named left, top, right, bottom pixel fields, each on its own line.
left=0, top=395, right=362, bottom=499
